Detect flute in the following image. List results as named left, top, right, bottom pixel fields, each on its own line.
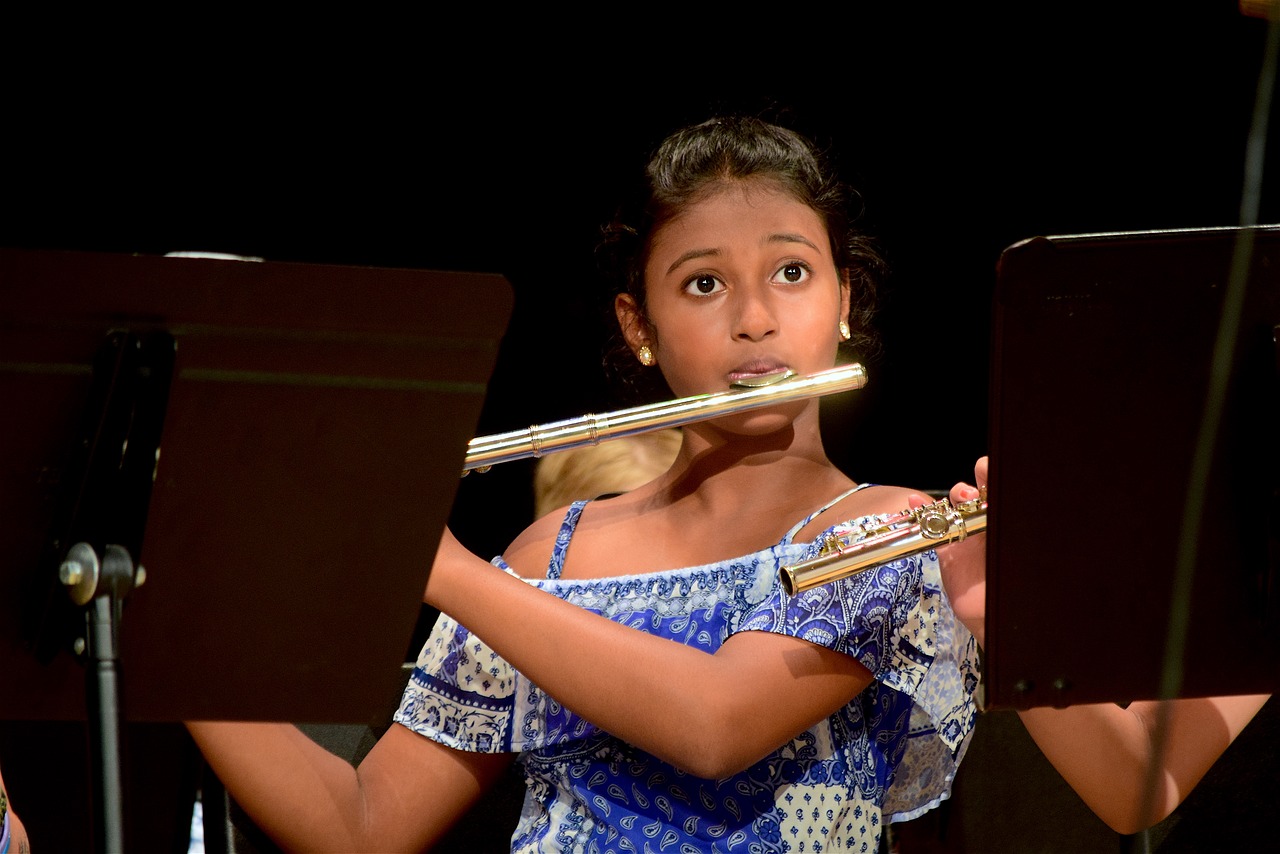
left=463, top=363, right=866, bottom=473
left=778, top=490, right=987, bottom=596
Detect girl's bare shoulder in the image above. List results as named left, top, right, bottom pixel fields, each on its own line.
left=500, top=505, right=575, bottom=578
left=793, top=482, right=923, bottom=544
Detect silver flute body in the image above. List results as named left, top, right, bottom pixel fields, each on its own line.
left=779, top=491, right=987, bottom=596
left=463, top=363, right=867, bottom=473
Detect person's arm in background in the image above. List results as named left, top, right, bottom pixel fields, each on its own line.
left=936, top=456, right=1270, bottom=834
left=1, top=761, right=31, bottom=853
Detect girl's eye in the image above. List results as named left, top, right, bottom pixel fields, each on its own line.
left=683, top=274, right=725, bottom=296
left=773, top=262, right=810, bottom=285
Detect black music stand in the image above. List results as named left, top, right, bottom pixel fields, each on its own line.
left=0, top=248, right=512, bottom=852
left=984, top=225, right=1280, bottom=710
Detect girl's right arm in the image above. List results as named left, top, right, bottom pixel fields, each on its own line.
left=187, top=720, right=513, bottom=853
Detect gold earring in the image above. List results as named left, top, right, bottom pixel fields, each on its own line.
left=637, top=345, right=655, bottom=366
left=838, top=320, right=851, bottom=341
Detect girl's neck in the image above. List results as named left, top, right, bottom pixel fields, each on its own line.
left=575, top=429, right=856, bottom=575
left=548, top=414, right=860, bottom=578
left=650, top=415, right=852, bottom=509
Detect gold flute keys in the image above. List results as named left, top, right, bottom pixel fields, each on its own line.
left=779, top=488, right=987, bottom=596
left=463, top=363, right=867, bottom=474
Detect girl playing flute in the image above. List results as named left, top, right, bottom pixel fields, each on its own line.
left=189, top=114, right=980, bottom=853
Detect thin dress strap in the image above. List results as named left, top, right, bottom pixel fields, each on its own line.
left=547, top=500, right=589, bottom=580
left=780, top=483, right=875, bottom=545
left=548, top=485, right=873, bottom=577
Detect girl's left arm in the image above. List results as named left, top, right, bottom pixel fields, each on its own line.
left=1018, top=693, right=1269, bottom=834
left=935, top=458, right=1269, bottom=834
left=426, top=528, right=873, bottom=780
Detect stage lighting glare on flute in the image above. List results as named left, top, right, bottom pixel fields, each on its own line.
left=779, top=491, right=987, bottom=596
left=463, top=363, right=867, bottom=474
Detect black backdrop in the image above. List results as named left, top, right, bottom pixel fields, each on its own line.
left=4, top=6, right=1276, bottom=561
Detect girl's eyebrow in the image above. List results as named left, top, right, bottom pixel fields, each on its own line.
left=665, top=233, right=821, bottom=276
left=768, top=232, right=820, bottom=251
left=666, top=247, right=720, bottom=275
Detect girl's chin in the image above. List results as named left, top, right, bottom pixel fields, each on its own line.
left=705, top=403, right=809, bottom=438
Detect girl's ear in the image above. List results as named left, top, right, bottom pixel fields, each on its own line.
left=839, top=269, right=852, bottom=330
left=615, top=293, right=651, bottom=355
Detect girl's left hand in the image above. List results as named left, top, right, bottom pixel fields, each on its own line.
left=942, top=456, right=987, bottom=646
left=907, top=456, right=987, bottom=647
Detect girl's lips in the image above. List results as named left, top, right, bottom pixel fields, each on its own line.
left=727, top=364, right=793, bottom=386
left=729, top=362, right=789, bottom=379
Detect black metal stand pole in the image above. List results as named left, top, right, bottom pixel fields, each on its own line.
left=88, top=594, right=125, bottom=854
left=64, top=541, right=138, bottom=854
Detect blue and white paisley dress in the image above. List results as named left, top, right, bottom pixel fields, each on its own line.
left=395, top=487, right=980, bottom=853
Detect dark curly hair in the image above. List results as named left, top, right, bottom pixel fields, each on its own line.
left=595, top=115, right=885, bottom=401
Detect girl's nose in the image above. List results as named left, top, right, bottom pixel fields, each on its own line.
left=733, top=287, right=777, bottom=342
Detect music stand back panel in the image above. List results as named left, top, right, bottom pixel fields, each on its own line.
left=0, top=248, right=512, bottom=723
left=985, top=226, right=1280, bottom=709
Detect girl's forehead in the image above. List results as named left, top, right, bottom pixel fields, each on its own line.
left=680, top=177, right=803, bottom=217
left=650, top=181, right=829, bottom=253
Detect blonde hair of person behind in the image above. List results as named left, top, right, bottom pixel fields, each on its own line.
left=533, top=428, right=682, bottom=519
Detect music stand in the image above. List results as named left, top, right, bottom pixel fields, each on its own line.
left=984, top=224, right=1280, bottom=709
left=0, top=248, right=512, bottom=851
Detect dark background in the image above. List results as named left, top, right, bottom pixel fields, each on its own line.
left=4, top=6, right=1276, bottom=559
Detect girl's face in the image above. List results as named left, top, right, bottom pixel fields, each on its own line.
left=618, top=179, right=850, bottom=405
